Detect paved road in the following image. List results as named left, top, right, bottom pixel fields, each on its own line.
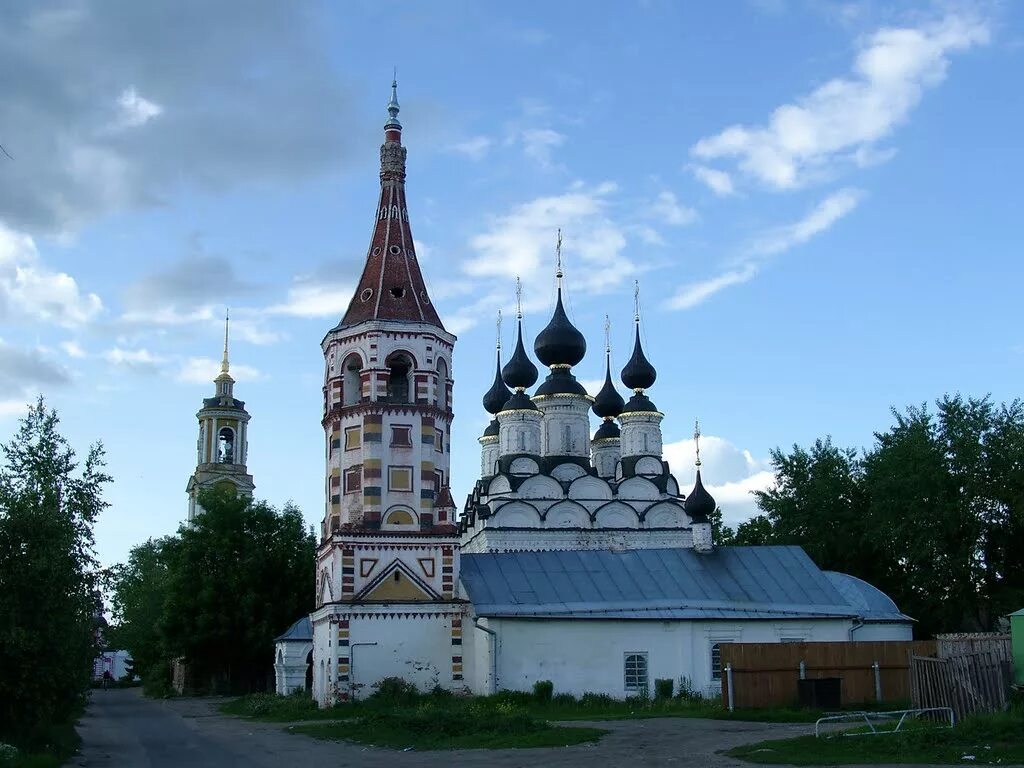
left=73, top=688, right=812, bottom=767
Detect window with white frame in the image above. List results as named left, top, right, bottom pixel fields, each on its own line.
left=623, top=652, right=648, bottom=693
left=711, top=642, right=732, bottom=681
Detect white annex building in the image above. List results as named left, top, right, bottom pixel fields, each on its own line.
left=275, top=84, right=912, bottom=703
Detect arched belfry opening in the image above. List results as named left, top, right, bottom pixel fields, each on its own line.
left=435, top=357, right=448, bottom=408
left=386, top=352, right=413, bottom=404
left=342, top=354, right=363, bottom=406
left=217, top=427, right=235, bottom=464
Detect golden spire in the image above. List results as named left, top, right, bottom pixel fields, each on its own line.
left=220, top=309, right=230, bottom=375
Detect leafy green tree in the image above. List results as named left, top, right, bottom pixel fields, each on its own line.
left=0, top=399, right=109, bottom=748
left=160, top=486, right=315, bottom=693
left=107, top=537, right=174, bottom=681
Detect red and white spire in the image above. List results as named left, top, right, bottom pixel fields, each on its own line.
left=336, top=79, right=444, bottom=330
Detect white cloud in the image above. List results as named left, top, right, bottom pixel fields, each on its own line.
left=520, top=128, right=566, bottom=168
left=60, top=340, right=87, bottom=358
left=176, top=357, right=263, bottom=384
left=651, top=191, right=697, bottom=226
left=663, top=434, right=775, bottom=527
left=268, top=280, right=354, bottom=319
left=114, top=87, right=163, bottom=129
left=667, top=188, right=860, bottom=310
left=460, top=182, right=634, bottom=332
left=578, top=378, right=605, bottom=397
left=448, top=136, right=493, bottom=161
left=691, top=165, right=736, bottom=196
left=749, top=187, right=862, bottom=255
left=103, top=347, right=163, bottom=370
left=0, top=222, right=103, bottom=328
left=668, top=264, right=759, bottom=310
left=0, top=400, right=31, bottom=419
left=691, top=14, right=989, bottom=188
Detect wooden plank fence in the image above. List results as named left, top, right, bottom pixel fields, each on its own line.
left=720, top=641, right=936, bottom=709
left=910, top=651, right=1011, bottom=721
left=935, top=633, right=1012, bottom=664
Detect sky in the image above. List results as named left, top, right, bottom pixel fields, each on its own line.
left=2, top=1, right=1022, bottom=568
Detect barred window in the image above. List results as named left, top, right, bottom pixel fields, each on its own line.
left=711, top=642, right=731, bottom=680
left=624, top=652, right=648, bottom=693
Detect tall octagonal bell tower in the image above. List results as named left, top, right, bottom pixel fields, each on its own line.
left=311, top=82, right=463, bottom=707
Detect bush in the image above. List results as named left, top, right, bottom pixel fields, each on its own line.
left=579, top=692, right=614, bottom=708
left=494, top=689, right=534, bottom=706
left=141, top=661, right=175, bottom=698
left=370, top=677, right=420, bottom=707
left=675, top=676, right=703, bottom=702
left=552, top=693, right=577, bottom=707
left=532, top=680, right=554, bottom=703
left=0, top=744, right=17, bottom=768
left=654, top=678, right=674, bottom=700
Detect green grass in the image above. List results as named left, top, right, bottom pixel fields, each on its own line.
left=727, top=708, right=1024, bottom=765
left=219, top=691, right=353, bottom=722
left=290, top=707, right=606, bottom=751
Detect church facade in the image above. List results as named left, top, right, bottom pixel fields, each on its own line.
left=282, top=85, right=912, bottom=705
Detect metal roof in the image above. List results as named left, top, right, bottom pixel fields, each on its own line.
left=460, top=546, right=909, bottom=622
left=275, top=615, right=312, bottom=642
left=823, top=571, right=912, bottom=623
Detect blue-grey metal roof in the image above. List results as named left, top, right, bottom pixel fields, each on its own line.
left=275, top=615, right=312, bottom=642
left=460, top=546, right=909, bottom=622
left=823, top=571, right=913, bottom=623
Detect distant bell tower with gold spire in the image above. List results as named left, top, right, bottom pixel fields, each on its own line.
left=186, top=311, right=255, bottom=522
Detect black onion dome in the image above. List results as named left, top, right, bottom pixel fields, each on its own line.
left=592, top=359, right=625, bottom=418
left=593, top=419, right=620, bottom=441
left=534, top=287, right=587, bottom=368
left=483, top=418, right=500, bottom=437
left=502, top=321, right=539, bottom=390
left=684, top=469, right=716, bottom=523
left=535, top=367, right=588, bottom=396
left=482, top=350, right=512, bottom=414
left=501, top=390, right=538, bottom=412
left=620, top=325, right=657, bottom=391
left=622, top=392, right=658, bottom=413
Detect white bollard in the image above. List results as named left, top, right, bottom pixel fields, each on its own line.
left=726, top=663, right=735, bottom=712
left=799, top=660, right=806, bottom=680
left=873, top=660, right=882, bottom=702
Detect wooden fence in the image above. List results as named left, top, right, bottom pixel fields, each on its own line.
left=911, top=651, right=1011, bottom=721
left=719, top=641, right=937, bottom=709
left=935, top=633, right=1012, bottom=664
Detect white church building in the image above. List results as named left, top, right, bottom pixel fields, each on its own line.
left=274, top=84, right=912, bottom=703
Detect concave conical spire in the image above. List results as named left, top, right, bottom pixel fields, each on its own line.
left=592, top=350, right=624, bottom=418
left=620, top=324, right=657, bottom=391
left=685, top=421, right=715, bottom=522
left=502, top=317, right=538, bottom=391
left=534, top=231, right=586, bottom=368
left=483, top=349, right=511, bottom=414
left=335, top=79, right=445, bottom=331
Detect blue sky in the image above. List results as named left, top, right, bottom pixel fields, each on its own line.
left=1, top=1, right=1021, bottom=567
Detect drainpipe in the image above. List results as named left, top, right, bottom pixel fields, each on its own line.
left=349, top=641, right=377, bottom=701
left=473, top=617, right=499, bottom=695
left=848, top=618, right=864, bottom=640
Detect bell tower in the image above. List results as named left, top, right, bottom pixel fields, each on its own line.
left=186, top=313, right=254, bottom=522
left=312, top=81, right=463, bottom=707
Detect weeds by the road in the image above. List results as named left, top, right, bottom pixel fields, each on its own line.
left=727, top=707, right=1024, bottom=765
left=0, top=723, right=80, bottom=768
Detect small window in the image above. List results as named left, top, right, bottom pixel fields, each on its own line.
left=434, top=469, right=445, bottom=493
left=344, top=426, right=361, bottom=451
left=342, top=354, right=363, bottom=406
left=624, top=652, right=648, bottom=694
left=434, top=429, right=444, bottom=452
left=711, top=643, right=731, bottom=681
left=391, top=425, right=413, bottom=447
left=780, top=637, right=804, bottom=644
left=344, top=467, right=361, bottom=494
left=388, top=466, right=413, bottom=492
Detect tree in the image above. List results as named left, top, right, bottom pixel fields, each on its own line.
left=107, top=537, right=174, bottom=682
left=0, top=399, right=109, bottom=748
left=159, top=486, right=315, bottom=693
